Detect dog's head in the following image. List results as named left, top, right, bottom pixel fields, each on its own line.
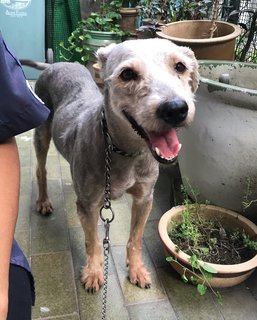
left=97, top=39, right=199, bottom=164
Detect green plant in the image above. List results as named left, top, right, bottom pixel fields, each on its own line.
left=228, top=8, right=257, bottom=63
left=59, top=0, right=125, bottom=65
left=242, top=177, right=257, bottom=211
left=166, top=180, right=257, bottom=302
left=138, top=0, right=213, bottom=24
left=122, top=0, right=138, bottom=7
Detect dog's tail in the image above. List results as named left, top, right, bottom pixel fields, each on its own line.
left=20, top=59, right=50, bottom=71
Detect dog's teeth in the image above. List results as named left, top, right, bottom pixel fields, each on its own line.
left=178, top=143, right=182, bottom=152
left=155, top=147, right=161, bottom=156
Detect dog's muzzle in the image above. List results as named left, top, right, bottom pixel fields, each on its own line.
left=123, top=110, right=182, bottom=165
left=156, top=98, right=188, bottom=127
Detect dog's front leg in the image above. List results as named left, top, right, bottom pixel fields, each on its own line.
left=77, top=200, right=104, bottom=293
left=127, top=184, right=153, bottom=288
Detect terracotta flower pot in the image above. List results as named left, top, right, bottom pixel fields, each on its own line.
left=119, top=7, right=139, bottom=34
left=92, top=63, right=103, bottom=89
left=156, top=20, right=241, bottom=60
left=158, top=205, right=257, bottom=288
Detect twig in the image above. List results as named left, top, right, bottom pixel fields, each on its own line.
left=209, top=0, right=219, bottom=38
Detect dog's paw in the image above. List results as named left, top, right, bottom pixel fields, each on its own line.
left=81, top=265, right=104, bottom=293
left=36, top=199, right=53, bottom=215
left=129, top=265, right=151, bottom=289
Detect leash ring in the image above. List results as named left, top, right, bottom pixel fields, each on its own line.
left=100, top=206, right=115, bottom=223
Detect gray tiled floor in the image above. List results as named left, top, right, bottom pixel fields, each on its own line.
left=15, top=130, right=257, bottom=320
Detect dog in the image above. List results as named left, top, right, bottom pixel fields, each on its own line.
left=30, top=38, right=199, bottom=292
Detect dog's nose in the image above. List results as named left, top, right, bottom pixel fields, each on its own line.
left=157, top=98, right=188, bottom=126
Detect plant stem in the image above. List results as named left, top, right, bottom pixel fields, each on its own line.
left=209, top=0, right=219, bottom=38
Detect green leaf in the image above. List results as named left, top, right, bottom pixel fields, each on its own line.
left=216, top=291, right=224, bottom=305
left=200, top=247, right=209, bottom=254
left=189, top=255, right=200, bottom=269
left=166, top=256, right=174, bottom=262
left=181, top=274, right=188, bottom=283
left=197, top=284, right=207, bottom=295
left=202, top=263, right=218, bottom=274
left=190, top=276, right=198, bottom=285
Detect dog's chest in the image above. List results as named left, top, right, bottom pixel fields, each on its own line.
left=111, top=170, right=136, bottom=199
left=109, top=158, right=158, bottom=200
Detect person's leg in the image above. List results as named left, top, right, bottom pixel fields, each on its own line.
left=7, top=264, right=32, bottom=320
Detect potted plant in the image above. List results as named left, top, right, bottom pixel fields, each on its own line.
left=177, top=60, right=257, bottom=221
left=158, top=190, right=257, bottom=300
left=155, top=0, right=241, bottom=60
left=119, top=0, right=140, bottom=35
left=137, top=0, right=213, bottom=39
left=59, top=0, right=124, bottom=66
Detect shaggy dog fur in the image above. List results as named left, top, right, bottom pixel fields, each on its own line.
left=32, top=39, right=199, bottom=292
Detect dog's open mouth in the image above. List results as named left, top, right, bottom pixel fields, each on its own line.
left=123, top=111, right=181, bottom=164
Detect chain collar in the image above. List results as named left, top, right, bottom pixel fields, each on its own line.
left=101, top=109, right=142, bottom=158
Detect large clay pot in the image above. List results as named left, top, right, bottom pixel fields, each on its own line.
left=158, top=205, right=257, bottom=288
left=177, top=61, right=257, bottom=221
left=156, top=20, right=241, bottom=60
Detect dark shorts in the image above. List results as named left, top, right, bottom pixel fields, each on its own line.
left=7, top=264, right=33, bottom=320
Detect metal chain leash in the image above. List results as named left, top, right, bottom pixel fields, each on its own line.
left=100, top=109, right=115, bottom=320
left=100, top=109, right=142, bottom=319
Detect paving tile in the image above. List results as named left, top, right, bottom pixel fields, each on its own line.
left=32, top=252, right=78, bottom=319
left=49, top=314, right=80, bottom=320
left=157, top=265, right=223, bottom=320
left=215, top=284, right=257, bottom=320
left=60, top=158, right=73, bottom=182
left=151, top=168, right=174, bottom=220
left=144, top=219, right=167, bottom=269
left=64, top=190, right=80, bottom=227
left=20, top=166, right=32, bottom=193
left=18, top=147, right=32, bottom=168
left=14, top=230, right=30, bottom=259
left=246, top=269, right=257, bottom=299
left=31, top=180, right=69, bottom=254
left=69, top=225, right=115, bottom=281
left=112, top=244, right=167, bottom=305
left=16, top=133, right=257, bottom=320
left=76, top=275, right=129, bottom=320
left=108, top=198, right=131, bottom=246
left=127, top=300, right=177, bottom=320
left=16, top=193, right=31, bottom=233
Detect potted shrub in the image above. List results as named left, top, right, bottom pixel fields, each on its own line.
left=59, top=0, right=124, bottom=66
left=155, top=0, right=241, bottom=60
left=177, top=61, right=257, bottom=221
left=158, top=195, right=257, bottom=300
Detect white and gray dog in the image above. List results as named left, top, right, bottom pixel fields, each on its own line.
left=32, top=38, right=199, bottom=292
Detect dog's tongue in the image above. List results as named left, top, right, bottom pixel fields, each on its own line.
left=148, top=129, right=180, bottom=159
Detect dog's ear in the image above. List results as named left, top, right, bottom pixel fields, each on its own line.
left=96, top=43, right=117, bottom=69
left=181, top=47, right=199, bottom=93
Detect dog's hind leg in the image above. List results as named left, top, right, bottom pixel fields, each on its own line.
left=34, top=119, right=53, bottom=215
left=127, top=184, right=154, bottom=288
left=77, top=201, right=104, bottom=292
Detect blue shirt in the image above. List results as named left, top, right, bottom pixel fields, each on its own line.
left=0, top=32, right=50, bottom=303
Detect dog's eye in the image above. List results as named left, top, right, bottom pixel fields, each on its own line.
left=175, top=62, right=187, bottom=73
left=120, top=68, right=138, bottom=81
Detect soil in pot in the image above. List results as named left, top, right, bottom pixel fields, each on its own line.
left=158, top=202, right=257, bottom=291
left=168, top=203, right=257, bottom=265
